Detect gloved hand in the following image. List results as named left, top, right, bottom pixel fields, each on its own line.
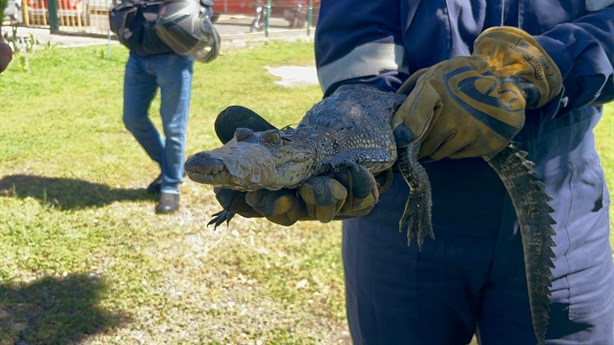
left=212, top=106, right=393, bottom=226
left=392, top=26, right=563, bottom=160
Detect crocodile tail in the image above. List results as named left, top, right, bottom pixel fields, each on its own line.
left=484, top=145, right=556, bottom=345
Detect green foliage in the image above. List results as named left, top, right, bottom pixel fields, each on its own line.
left=594, top=103, right=614, bottom=238
left=2, top=28, right=60, bottom=72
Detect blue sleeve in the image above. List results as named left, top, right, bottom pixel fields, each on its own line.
left=535, top=5, right=614, bottom=115
left=314, top=0, right=408, bottom=96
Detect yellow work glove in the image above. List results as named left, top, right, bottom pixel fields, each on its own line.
left=212, top=106, right=393, bottom=226
left=392, top=26, right=563, bottom=160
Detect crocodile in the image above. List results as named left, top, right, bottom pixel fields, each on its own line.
left=184, top=84, right=556, bottom=345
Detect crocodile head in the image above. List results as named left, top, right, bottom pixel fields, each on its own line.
left=185, top=127, right=316, bottom=191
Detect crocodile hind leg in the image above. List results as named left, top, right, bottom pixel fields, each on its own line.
left=397, top=140, right=434, bottom=250
left=484, top=145, right=556, bottom=345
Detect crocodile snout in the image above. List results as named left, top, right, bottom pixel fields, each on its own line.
left=185, top=152, right=225, bottom=176
left=185, top=151, right=236, bottom=187
left=185, top=142, right=278, bottom=191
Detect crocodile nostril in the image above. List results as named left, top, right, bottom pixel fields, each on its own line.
left=185, top=152, right=225, bottom=173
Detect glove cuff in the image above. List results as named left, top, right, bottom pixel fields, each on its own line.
left=474, top=26, right=563, bottom=108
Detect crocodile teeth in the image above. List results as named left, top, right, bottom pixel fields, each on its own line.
left=185, top=152, right=230, bottom=184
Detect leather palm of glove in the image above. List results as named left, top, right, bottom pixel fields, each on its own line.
left=212, top=106, right=393, bottom=226
left=392, top=26, right=563, bottom=160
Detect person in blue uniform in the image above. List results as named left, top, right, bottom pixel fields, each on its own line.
left=215, top=1, right=614, bottom=343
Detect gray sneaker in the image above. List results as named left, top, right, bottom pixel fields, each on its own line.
left=155, top=192, right=180, bottom=214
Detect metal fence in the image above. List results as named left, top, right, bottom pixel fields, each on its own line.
left=3, top=0, right=319, bottom=37
left=3, top=0, right=113, bottom=35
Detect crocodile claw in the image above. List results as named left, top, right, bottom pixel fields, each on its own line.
left=397, top=140, right=556, bottom=345
left=397, top=140, right=434, bottom=249
left=208, top=210, right=235, bottom=228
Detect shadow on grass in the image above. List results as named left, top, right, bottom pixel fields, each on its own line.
left=0, top=174, right=156, bottom=210
left=0, top=274, right=129, bottom=345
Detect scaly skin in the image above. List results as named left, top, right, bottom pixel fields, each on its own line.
left=397, top=139, right=434, bottom=248
left=185, top=84, right=556, bottom=345
left=484, top=147, right=556, bottom=345
left=185, top=85, right=403, bottom=191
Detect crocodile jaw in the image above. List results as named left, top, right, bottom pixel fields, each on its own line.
left=185, top=136, right=317, bottom=192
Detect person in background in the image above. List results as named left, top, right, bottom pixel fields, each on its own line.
left=214, top=1, right=614, bottom=343
left=0, top=41, right=12, bottom=73
left=111, top=0, right=219, bottom=214
left=122, top=47, right=194, bottom=214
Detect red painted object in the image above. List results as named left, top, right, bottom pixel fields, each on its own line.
left=26, top=0, right=88, bottom=11
left=24, top=0, right=90, bottom=25
left=211, top=0, right=254, bottom=15
left=211, top=0, right=319, bottom=26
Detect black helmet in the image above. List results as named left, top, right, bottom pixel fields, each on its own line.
left=155, top=0, right=221, bottom=63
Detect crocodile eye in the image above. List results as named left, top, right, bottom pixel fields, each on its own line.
left=267, top=131, right=282, bottom=145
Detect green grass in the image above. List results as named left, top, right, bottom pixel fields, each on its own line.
left=595, top=103, right=614, bottom=241
left=0, top=41, right=346, bottom=345
left=0, top=41, right=612, bottom=345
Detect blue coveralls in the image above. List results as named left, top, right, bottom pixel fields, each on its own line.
left=314, top=1, right=614, bottom=344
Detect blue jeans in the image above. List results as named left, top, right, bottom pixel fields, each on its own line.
left=122, top=52, right=194, bottom=193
